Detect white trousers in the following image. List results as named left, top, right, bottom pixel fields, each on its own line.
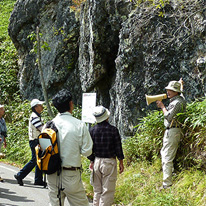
left=93, top=158, right=117, bottom=206
left=161, top=128, right=183, bottom=187
left=47, top=169, right=90, bottom=206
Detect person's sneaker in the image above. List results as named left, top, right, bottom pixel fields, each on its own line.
left=14, top=174, right=23, bottom=186
left=34, top=181, right=47, bottom=187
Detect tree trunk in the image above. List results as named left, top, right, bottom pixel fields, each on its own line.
left=36, top=27, right=54, bottom=118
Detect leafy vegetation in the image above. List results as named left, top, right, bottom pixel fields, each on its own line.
left=1, top=0, right=206, bottom=205
left=70, top=0, right=86, bottom=12
left=0, top=0, right=19, bottom=108
left=124, top=98, right=206, bottom=171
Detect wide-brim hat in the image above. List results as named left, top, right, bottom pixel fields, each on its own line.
left=0, top=105, right=4, bottom=108
left=165, top=81, right=182, bottom=93
left=31, top=99, right=45, bottom=108
left=93, top=106, right=110, bottom=123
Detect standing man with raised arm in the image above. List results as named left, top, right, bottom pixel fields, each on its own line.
left=156, top=80, right=186, bottom=189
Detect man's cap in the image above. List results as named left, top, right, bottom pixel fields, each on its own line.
left=0, top=105, right=4, bottom=108
left=165, top=81, right=182, bottom=93
left=31, top=99, right=45, bottom=108
left=93, top=106, right=110, bottom=123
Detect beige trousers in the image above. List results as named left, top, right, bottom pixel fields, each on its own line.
left=93, top=157, right=117, bottom=206
left=161, top=128, right=183, bottom=188
left=47, top=169, right=90, bottom=206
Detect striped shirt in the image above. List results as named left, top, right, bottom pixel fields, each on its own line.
left=164, top=95, right=186, bottom=128
left=31, top=115, right=43, bottom=129
left=29, top=112, right=44, bottom=140
left=88, top=121, right=124, bottom=161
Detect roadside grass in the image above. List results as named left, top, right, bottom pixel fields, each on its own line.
left=2, top=153, right=206, bottom=206
left=114, top=160, right=206, bottom=206
left=81, top=156, right=206, bottom=206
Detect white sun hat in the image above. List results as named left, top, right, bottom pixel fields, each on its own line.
left=93, top=106, right=110, bottom=123
left=31, top=99, right=45, bottom=108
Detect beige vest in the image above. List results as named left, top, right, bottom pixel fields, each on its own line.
left=28, top=112, right=42, bottom=141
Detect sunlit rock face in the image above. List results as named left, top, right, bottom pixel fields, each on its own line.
left=9, top=0, right=206, bottom=137
left=8, top=0, right=81, bottom=104
left=110, top=2, right=206, bottom=137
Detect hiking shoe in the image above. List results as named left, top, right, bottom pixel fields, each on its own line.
left=163, top=185, right=172, bottom=189
left=159, top=185, right=172, bottom=191
left=0, top=177, right=4, bottom=182
left=34, top=181, right=47, bottom=187
left=14, top=174, right=23, bottom=186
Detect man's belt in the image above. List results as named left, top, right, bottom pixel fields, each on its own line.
left=62, top=167, right=81, bottom=171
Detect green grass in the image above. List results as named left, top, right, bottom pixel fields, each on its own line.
left=0, top=0, right=19, bottom=106
left=0, top=0, right=15, bottom=38
left=114, top=160, right=206, bottom=206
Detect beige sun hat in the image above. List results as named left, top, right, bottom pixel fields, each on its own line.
left=165, top=81, right=182, bottom=93
left=93, top=106, right=110, bottom=123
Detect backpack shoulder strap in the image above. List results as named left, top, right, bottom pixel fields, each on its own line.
left=45, top=120, right=58, bottom=133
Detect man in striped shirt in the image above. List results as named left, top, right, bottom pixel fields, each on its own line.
left=14, top=99, right=45, bottom=187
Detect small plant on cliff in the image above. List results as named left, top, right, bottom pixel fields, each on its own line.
left=70, top=0, right=86, bottom=11
left=70, top=0, right=86, bottom=18
left=27, top=31, right=51, bottom=54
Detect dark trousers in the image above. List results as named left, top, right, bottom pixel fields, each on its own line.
left=17, top=139, right=43, bottom=183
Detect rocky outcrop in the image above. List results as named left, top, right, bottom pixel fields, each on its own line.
left=110, top=1, right=206, bottom=136
left=9, top=0, right=82, bottom=104
left=78, top=0, right=133, bottom=108
left=9, top=0, right=206, bottom=137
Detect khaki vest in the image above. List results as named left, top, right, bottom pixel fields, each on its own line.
left=28, top=112, right=42, bottom=141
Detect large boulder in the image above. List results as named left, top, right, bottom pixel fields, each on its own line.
left=110, top=1, right=206, bottom=136
left=8, top=0, right=81, bottom=104
left=9, top=0, right=206, bottom=137
left=78, top=0, right=133, bottom=108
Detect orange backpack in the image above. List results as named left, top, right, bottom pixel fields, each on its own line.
left=35, top=122, right=61, bottom=174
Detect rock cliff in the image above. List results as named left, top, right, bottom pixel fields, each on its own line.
left=9, top=0, right=206, bottom=137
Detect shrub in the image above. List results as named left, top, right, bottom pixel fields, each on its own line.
left=124, top=97, right=206, bottom=170
left=0, top=0, right=19, bottom=107
left=123, top=110, right=164, bottom=165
